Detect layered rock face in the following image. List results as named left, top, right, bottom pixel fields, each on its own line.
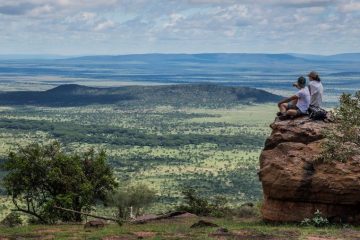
left=259, top=117, right=360, bottom=223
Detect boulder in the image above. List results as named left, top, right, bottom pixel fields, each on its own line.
left=84, top=220, right=105, bottom=229
left=259, top=116, right=360, bottom=223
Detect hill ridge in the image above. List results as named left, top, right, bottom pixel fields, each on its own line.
left=64, top=53, right=360, bottom=63
left=0, top=84, right=282, bottom=107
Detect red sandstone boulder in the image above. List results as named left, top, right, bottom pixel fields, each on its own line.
left=259, top=116, right=360, bottom=223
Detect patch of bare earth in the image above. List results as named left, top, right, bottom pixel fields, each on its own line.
left=306, top=237, right=340, bottom=240
left=210, top=229, right=300, bottom=240
left=39, top=235, right=55, bottom=240
left=342, top=229, right=360, bottom=239
left=102, top=232, right=156, bottom=240
left=161, top=233, right=191, bottom=239
left=133, top=232, right=156, bottom=238
left=6, top=234, right=44, bottom=240
left=35, top=228, right=62, bottom=234
left=101, top=235, right=136, bottom=240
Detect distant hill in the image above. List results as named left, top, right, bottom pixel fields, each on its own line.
left=289, top=53, right=360, bottom=62
left=65, top=53, right=360, bottom=64
left=326, top=53, right=360, bottom=62
left=0, top=84, right=282, bottom=107
left=1, top=53, right=359, bottom=63
left=0, top=54, right=69, bottom=60
left=66, top=53, right=307, bottom=64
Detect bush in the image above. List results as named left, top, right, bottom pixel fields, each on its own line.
left=0, top=142, right=118, bottom=223
left=301, top=210, right=329, bottom=227
left=176, top=188, right=230, bottom=217
left=231, top=204, right=259, bottom=218
left=320, top=91, right=360, bottom=162
left=107, top=184, right=156, bottom=220
left=1, top=212, right=22, bottom=227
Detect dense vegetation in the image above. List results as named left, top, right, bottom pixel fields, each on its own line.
left=0, top=103, right=274, bottom=214
left=0, top=118, right=264, bottom=148
left=0, top=85, right=278, bottom=219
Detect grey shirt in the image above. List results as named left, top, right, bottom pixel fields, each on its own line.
left=309, top=81, right=323, bottom=107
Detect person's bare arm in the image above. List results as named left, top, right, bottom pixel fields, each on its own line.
left=292, top=83, right=301, bottom=89
left=277, top=95, right=298, bottom=107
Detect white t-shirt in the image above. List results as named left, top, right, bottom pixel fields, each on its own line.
left=296, top=87, right=311, bottom=113
left=309, top=81, right=323, bottom=107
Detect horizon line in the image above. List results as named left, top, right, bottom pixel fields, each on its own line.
left=0, top=52, right=359, bottom=59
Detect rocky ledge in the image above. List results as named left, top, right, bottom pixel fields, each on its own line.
left=259, top=116, right=360, bottom=223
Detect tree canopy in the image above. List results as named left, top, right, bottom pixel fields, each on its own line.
left=1, top=142, right=118, bottom=223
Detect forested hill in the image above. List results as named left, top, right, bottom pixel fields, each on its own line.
left=0, top=84, right=282, bottom=107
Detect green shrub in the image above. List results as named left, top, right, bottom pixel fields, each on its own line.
left=107, top=184, right=156, bottom=220
left=320, top=91, right=360, bottom=162
left=1, top=212, right=22, bottom=227
left=301, top=210, right=329, bottom=227
left=176, top=188, right=230, bottom=217
left=231, top=204, right=259, bottom=218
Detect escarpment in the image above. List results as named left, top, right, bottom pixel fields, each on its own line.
left=259, top=117, right=360, bottom=223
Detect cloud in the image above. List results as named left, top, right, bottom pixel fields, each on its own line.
left=0, top=2, right=38, bottom=15
left=271, top=0, right=336, bottom=8
left=0, top=0, right=358, bottom=54
left=94, top=20, right=115, bottom=31
left=163, top=14, right=185, bottom=29
left=339, top=1, right=360, bottom=12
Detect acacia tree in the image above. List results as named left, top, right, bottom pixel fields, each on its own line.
left=1, top=142, right=118, bottom=223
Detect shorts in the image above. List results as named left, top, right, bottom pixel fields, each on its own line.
left=287, top=102, right=303, bottom=116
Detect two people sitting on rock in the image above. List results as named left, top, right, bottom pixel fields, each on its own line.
left=277, top=71, right=324, bottom=120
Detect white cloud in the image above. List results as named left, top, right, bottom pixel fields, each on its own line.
left=339, top=1, right=360, bottom=12
left=163, top=14, right=185, bottom=28
left=0, top=0, right=358, bottom=54
left=94, top=20, right=115, bottom=31
left=27, top=4, right=53, bottom=17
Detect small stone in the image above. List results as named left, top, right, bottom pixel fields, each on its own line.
left=190, top=220, right=219, bottom=228
left=215, top=228, right=229, bottom=234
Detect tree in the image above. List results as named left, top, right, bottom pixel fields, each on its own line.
left=320, top=91, right=360, bottom=162
left=176, top=187, right=229, bottom=217
left=0, top=142, right=118, bottom=223
left=106, top=184, right=156, bottom=219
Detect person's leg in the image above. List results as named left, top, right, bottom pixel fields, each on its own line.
left=284, top=100, right=298, bottom=116
left=286, top=109, right=298, bottom=116
left=279, top=103, right=288, bottom=114
left=278, top=102, right=297, bottom=119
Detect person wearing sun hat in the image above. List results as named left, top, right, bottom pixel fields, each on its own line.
left=277, top=76, right=311, bottom=120
left=307, top=71, right=323, bottom=107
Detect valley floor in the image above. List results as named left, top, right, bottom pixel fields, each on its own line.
left=0, top=104, right=277, bottom=211
left=0, top=216, right=359, bottom=240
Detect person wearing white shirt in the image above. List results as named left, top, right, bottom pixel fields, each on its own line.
left=307, top=71, right=323, bottom=107
left=277, top=76, right=311, bottom=120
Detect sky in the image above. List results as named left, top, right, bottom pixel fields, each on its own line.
left=0, top=0, right=359, bottom=55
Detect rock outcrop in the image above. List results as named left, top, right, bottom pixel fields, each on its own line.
left=259, top=116, right=360, bottom=223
